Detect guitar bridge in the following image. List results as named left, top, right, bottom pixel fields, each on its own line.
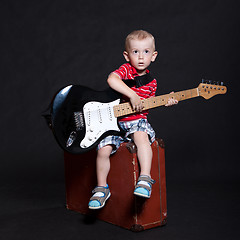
left=74, top=111, right=85, bottom=131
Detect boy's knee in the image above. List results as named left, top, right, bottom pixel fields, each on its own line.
left=98, top=145, right=113, bottom=158
left=133, top=131, right=149, bottom=145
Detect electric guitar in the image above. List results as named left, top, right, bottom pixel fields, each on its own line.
left=45, top=80, right=227, bottom=154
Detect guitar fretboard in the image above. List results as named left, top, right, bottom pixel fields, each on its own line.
left=113, top=88, right=199, bottom=118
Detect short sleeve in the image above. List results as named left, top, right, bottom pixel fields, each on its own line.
left=112, top=63, right=132, bottom=80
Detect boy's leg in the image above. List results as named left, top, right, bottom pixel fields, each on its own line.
left=88, top=145, right=112, bottom=209
left=132, top=131, right=152, bottom=177
left=96, top=145, right=113, bottom=187
left=132, top=131, right=155, bottom=198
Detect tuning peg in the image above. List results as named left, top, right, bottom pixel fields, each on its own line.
left=221, top=82, right=224, bottom=86
left=201, top=79, right=205, bottom=83
left=208, top=80, right=212, bottom=84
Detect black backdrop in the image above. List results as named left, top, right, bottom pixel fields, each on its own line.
left=0, top=0, right=239, bottom=238
left=1, top=0, right=238, bottom=183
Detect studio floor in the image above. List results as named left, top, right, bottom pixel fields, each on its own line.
left=0, top=179, right=239, bottom=240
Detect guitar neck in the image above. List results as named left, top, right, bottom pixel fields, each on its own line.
left=113, top=88, right=199, bottom=118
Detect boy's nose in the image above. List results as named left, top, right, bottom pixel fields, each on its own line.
left=139, top=53, right=143, bottom=59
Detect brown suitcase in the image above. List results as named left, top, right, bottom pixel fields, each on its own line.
left=64, top=138, right=167, bottom=231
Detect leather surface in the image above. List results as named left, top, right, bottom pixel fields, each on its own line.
left=64, top=139, right=167, bottom=231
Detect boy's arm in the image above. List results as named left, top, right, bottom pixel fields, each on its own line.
left=107, top=72, right=143, bottom=112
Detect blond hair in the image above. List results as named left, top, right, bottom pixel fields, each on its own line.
left=125, top=30, right=155, bottom=51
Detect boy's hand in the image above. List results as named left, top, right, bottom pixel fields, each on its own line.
left=107, top=73, right=143, bottom=112
left=130, top=92, right=143, bottom=112
left=165, top=92, right=178, bottom=106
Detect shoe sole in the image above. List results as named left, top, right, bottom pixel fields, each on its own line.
left=134, top=191, right=150, bottom=198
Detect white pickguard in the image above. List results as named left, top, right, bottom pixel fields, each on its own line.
left=80, top=99, right=120, bottom=148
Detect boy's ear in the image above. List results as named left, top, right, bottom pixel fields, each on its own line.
left=151, top=51, right=158, bottom=62
left=123, top=51, right=130, bottom=62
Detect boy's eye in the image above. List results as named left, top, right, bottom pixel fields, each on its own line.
left=144, top=50, right=149, bottom=54
left=133, top=50, right=138, bottom=54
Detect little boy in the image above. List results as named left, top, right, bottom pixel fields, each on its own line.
left=88, top=30, right=177, bottom=209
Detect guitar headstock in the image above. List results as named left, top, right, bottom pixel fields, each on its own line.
left=198, top=79, right=227, bottom=99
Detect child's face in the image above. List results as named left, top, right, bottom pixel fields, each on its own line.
left=123, top=37, right=158, bottom=75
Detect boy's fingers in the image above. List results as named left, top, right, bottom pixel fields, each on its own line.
left=165, top=98, right=178, bottom=106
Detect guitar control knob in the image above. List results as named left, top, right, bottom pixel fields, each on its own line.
left=88, top=136, right=93, bottom=141
left=89, top=127, right=94, bottom=132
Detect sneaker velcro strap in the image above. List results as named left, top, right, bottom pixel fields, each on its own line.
left=137, top=175, right=155, bottom=186
left=92, top=186, right=109, bottom=195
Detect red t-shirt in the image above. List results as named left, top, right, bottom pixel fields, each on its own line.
left=113, top=63, right=157, bottom=122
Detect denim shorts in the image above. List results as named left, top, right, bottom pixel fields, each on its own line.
left=97, top=118, right=155, bottom=154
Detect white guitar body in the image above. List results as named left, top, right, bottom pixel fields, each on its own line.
left=80, top=99, right=121, bottom=148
